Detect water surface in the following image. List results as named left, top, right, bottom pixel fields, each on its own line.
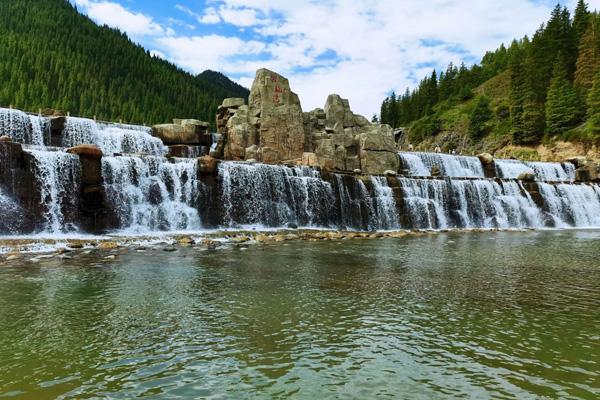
left=0, top=231, right=598, bottom=399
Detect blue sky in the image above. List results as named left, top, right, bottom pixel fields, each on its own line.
left=73, top=0, right=599, bottom=117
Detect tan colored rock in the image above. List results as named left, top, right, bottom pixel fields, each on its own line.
left=67, top=144, right=103, bottom=159
left=477, top=153, right=494, bottom=165
left=354, top=114, right=370, bottom=127
left=325, top=94, right=355, bottom=128
left=575, top=165, right=598, bottom=182
left=0, top=136, right=12, bottom=142
left=315, top=139, right=336, bottom=170
left=302, top=152, right=319, bottom=167
left=152, top=124, right=196, bottom=145
left=258, top=146, right=281, bottom=163
left=99, top=241, right=119, bottom=250
left=222, top=98, right=246, bottom=108
left=359, top=130, right=396, bottom=152
left=247, top=69, right=305, bottom=162
left=245, top=145, right=259, bottom=161
left=517, top=172, right=536, bottom=181
left=360, top=150, right=399, bottom=175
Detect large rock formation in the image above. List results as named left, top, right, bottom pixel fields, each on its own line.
left=307, top=94, right=398, bottom=174
left=217, top=68, right=398, bottom=174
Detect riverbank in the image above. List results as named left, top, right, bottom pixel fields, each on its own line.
left=0, top=226, right=544, bottom=259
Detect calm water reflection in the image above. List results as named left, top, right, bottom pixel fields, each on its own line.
left=0, top=230, right=599, bottom=399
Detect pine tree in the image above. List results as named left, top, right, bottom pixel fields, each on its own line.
left=573, top=0, right=591, bottom=43
left=575, top=18, right=600, bottom=91
left=546, top=61, right=584, bottom=134
left=469, top=96, right=493, bottom=139
left=586, top=69, right=600, bottom=134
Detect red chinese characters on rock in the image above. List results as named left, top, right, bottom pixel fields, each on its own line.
left=270, top=75, right=278, bottom=83
left=272, top=94, right=281, bottom=105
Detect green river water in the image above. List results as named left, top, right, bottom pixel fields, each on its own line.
left=0, top=230, right=598, bottom=399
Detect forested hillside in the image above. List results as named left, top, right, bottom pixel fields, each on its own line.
left=380, top=1, right=600, bottom=153
left=0, top=0, right=249, bottom=125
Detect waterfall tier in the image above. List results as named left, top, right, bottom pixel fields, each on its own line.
left=102, top=156, right=203, bottom=233
left=24, top=149, right=81, bottom=233
left=399, top=152, right=485, bottom=178
left=63, top=117, right=165, bottom=156
left=495, top=159, right=575, bottom=181
left=0, top=108, right=47, bottom=146
left=397, top=178, right=542, bottom=230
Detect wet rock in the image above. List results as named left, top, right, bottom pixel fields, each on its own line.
left=163, top=247, right=177, bottom=252
left=199, top=155, right=218, bottom=175
left=67, top=144, right=103, bottom=159
left=104, top=255, right=116, bottom=260
left=431, top=165, right=442, bottom=177
left=67, top=243, right=84, bottom=249
left=517, top=172, right=536, bottom=181
left=477, top=153, right=494, bottom=165
left=98, top=242, right=119, bottom=250
left=575, top=165, right=598, bottom=182
left=178, top=236, right=195, bottom=245
left=6, top=254, right=21, bottom=261
left=0, top=136, right=12, bottom=142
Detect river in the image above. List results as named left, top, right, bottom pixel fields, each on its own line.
left=0, top=230, right=598, bottom=399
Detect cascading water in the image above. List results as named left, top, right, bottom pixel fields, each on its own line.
left=0, top=108, right=47, bottom=145
left=371, top=177, right=400, bottom=230
left=397, top=178, right=543, bottom=230
left=495, top=159, right=575, bottom=181
left=25, top=149, right=81, bottom=233
left=399, top=152, right=484, bottom=177
left=537, top=183, right=600, bottom=227
left=63, top=117, right=166, bottom=156
left=0, top=186, right=32, bottom=234
left=102, top=156, right=202, bottom=233
left=219, top=162, right=335, bottom=228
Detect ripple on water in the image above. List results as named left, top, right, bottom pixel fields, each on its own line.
left=0, top=231, right=598, bottom=399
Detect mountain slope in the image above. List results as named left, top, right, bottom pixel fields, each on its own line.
left=0, top=0, right=249, bottom=125
left=381, top=1, right=600, bottom=157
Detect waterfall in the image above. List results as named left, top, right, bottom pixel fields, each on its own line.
left=0, top=186, right=32, bottom=234
left=102, top=156, right=202, bottom=233
left=371, top=177, right=400, bottom=230
left=537, top=183, right=600, bottom=227
left=397, top=178, right=543, bottom=230
left=219, top=162, right=335, bottom=228
left=63, top=117, right=166, bottom=156
left=399, top=152, right=484, bottom=177
left=495, top=159, right=575, bottom=181
left=0, top=108, right=47, bottom=145
left=528, top=161, right=575, bottom=182
left=25, top=149, right=81, bottom=233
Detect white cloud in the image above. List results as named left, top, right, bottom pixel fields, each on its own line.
left=156, top=34, right=267, bottom=72
left=75, top=0, right=169, bottom=37
left=77, top=0, right=600, bottom=116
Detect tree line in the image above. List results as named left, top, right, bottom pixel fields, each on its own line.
left=0, top=0, right=249, bottom=126
left=381, top=1, right=600, bottom=144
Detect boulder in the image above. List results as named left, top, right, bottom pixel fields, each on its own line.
left=566, top=156, right=587, bottom=169
left=315, top=139, right=336, bottom=170
left=477, top=153, right=494, bottom=165
left=354, top=114, right=370, bottom=127
left=517, top=172, right=536, bottom=181
left=325, top=94, right=355, bottom=128
left=67, top=144, right=103, bottom=159
left=247, top=69, right=305, bottom=162
left=0, top=136, right=12, bottom=142
left=222, top=98, right=246, bottom=108
left=575, top=165, right=598, bottom=182
left=152, top=120, right=210, bottom=145
left=360, top=150, right=399, bottom=175
left=198, top=155, right=218, bottom=175
left=358, top=131, right=396, bottom=152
